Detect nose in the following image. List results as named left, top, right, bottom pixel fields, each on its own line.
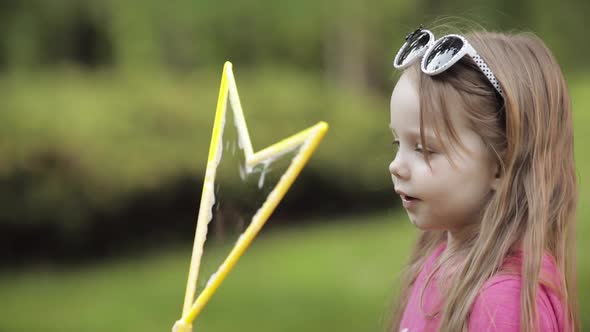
left=389, top=153, right=410, bottom=180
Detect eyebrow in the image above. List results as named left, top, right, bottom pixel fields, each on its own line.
left=389, top=125, right=437, bottom=142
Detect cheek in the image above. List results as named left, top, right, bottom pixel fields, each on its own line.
left=419, top=159, right=488, bottom=203
left=414, top=161, right=447, bottom=195
left=435, top=162, right=491, bottom=209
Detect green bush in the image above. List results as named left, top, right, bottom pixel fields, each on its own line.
left=0, top=66, right=393, bottom=226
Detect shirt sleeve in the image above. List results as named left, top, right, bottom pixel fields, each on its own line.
left=468, top=277, right=561, bottom=332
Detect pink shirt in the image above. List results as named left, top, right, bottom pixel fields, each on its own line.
left=399, top=244, right=566, bottom=331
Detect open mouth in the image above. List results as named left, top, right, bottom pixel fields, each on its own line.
left=402, top=194, right=419, bottom=201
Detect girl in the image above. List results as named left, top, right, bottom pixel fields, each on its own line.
left=388, top=27, right=578, bottom=331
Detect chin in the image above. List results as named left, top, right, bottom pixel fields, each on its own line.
left=408, top=216, right=423, bottom=228
left=407, top=215, right=438, bottom=231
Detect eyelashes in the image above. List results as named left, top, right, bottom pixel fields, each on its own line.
left=392, top=139, right=435, bottom=155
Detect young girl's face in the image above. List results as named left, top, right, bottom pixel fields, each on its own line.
left=389, top=71, right=498, bottom=232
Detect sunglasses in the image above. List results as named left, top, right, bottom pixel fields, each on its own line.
left=393, top=26, right=504, bottom=97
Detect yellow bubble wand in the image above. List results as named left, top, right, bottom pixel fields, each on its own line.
left=172, top=62, right=328, bottom=332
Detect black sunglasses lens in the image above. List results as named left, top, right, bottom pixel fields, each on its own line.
left=395, top=31, right=431, bottom=66
left=424, top=36, right=464, bottom=72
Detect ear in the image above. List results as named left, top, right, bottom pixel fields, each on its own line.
left=490, top=162, right=502, bottom=191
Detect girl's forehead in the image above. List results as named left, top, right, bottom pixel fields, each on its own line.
left=390, top=73, right=420, bottom=127
left=390, top=73, right=437, bottom=138
left=390, top=72, right=419, bottom=111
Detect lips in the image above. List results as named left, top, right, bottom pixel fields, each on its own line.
left=395, top=189, right=421, bottom=209
left=395, top=189, right=420, bottom=201
left=402, top=194, right=418, bottom=201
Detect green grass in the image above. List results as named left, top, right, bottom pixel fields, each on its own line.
left=0, top=205, right=588, bottom=332
left=0, top=212, right=416, bottom=332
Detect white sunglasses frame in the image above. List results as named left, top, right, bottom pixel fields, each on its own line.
left=393, top=29, right=504, bottom=97
left=393, top=29, right=435, bottom=70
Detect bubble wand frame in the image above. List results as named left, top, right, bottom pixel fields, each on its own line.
left=173, top=62, right=328, bottom=332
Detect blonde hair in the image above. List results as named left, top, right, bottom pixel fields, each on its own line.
left=389, top=31, right=579, bottom=332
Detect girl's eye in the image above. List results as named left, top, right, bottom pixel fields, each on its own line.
left=415, top=144, right=435, bottom=155
left=415, top=145, right=424, bottom=154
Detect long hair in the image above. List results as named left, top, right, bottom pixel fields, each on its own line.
left=389, top=31, right=579, bottom=332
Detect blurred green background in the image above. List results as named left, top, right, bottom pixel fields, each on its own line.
left=1, top=0, right=589, bottom=331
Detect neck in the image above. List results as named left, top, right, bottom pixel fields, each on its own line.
left=446, top=224, right=477, bottom=250
left=440, top=226, right=476, bottom=269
